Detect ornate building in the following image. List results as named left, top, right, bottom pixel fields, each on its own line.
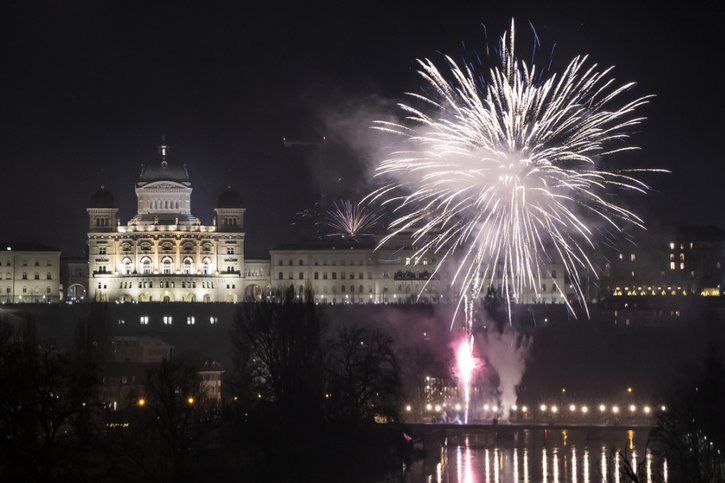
left=87, top=142, right=247, bottom=303
left=85, top=141, right=566, bottom=307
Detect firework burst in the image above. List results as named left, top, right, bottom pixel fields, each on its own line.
left=371, top=20, right=663, bottom=319
left=325, top=200, right=384, bottom=239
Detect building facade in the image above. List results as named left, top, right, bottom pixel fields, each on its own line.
left=87, top=142, right=248, bottom=303
left=269, top=234, right=566, bottom=305
left=0, top=244, right=61, bottom=303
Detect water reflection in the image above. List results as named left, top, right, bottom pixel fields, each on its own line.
left=390, top=428, right=669, bottom=483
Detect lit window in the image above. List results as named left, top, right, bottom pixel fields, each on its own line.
left=202, top=258, right=211, bottom=275
left=210, top=316, right=218, bottom=325
left=183, top=258, right=193, bottom=274
left=630, top=254, right=635, bottom=262
left=670, top=262, right=675, bottom=270
left=162, top=258, right=173, bottom=274
left=163, top=316, right=172, bottom=325
left=117, top=319, right=125, bottom=325
left=141, top=258, right=151, bottom=274
left=140, top=316, right=149, bottom=325
left=669, top=242, right=675, bottom=249
left=187, top=316, right=195, bottom=325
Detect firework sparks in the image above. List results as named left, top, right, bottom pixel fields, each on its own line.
left=325, top=200, right=383, bottom=238
left=371, top=20, right=663, bottom=319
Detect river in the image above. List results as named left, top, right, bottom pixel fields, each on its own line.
left=378, top=427, right=667, bottom=482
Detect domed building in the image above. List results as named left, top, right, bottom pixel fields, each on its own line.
left=87, top=141, right=255, bottom=303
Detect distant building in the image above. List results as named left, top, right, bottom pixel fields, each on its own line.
left=103, top=336, right=174, bottom=409
left=269, top=233, right=566, bottom=305
left=197, top=360, right=224, bottom=402
left=600, top=225, right=725, bottom=299
left=0, top=243, right=61, bottom=303
left=87, top=140, right=249, bottom=303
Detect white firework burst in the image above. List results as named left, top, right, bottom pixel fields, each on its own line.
left=371, top=20, right=664, bottom=319
left=325, top=200, right=383, bottom=238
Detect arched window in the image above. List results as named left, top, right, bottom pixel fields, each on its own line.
left=183, top=257, right=193, bottom=275
left=141, top=257, right=152, bottom=275
left=122, top=258, right=132, bottom=275
left=161, top=257, right=173, bottom=275
left=202, top=257, right=211, bottom=275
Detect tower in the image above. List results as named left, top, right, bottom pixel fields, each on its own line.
left=87, top=186, right=118, bottom=232
left=214, top=186, right=245, bottom=231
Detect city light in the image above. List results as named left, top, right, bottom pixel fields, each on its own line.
left=405, top=405, right=412, bottom=412
left=569, top=404, right=577, bottom=412
left=612, top=406, right=620, bottom=414
left=426, top=404, right=433, bottom=411
left=581, top=406, right=589, bottom=414
left=521, top=406, right=528, bottom=413
left=551, top=405, right=559, bottom=414
left=644, top=406, right=651, bottom=414
left=629, top=404, right=636, bottom=412
left=540, top=404, right=547, bottom=412
left=511, top=404, right=518, bottom=411
left=187, top=396, right=195, bottom=405
left=137, top=398, right=146, bottom=407
left=599, top=404, right=606, bottom=412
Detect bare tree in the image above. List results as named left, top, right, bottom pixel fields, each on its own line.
left=328, top=325, right=401, bottom=425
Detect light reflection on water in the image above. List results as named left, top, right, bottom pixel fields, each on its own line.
left=385, top=429, right=669, bottom=483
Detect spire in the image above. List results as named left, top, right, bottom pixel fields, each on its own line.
left=159, top=135, right=169, bottom=167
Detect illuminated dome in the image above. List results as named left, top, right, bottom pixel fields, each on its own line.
left=89, top=186, right=116, bottom=208
left=217, top=186, right=243, bottom=208
left=138, top=160, right=190, bottom=185
left=137, top=140, right=191, bottom=186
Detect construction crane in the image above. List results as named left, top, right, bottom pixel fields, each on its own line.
left=281, top=135, right=327, bottom=147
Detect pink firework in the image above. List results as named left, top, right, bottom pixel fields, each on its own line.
left=456, top=336, right=480, bottom=423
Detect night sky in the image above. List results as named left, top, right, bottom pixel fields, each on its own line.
left=1, top=1, right=723, bottom=257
